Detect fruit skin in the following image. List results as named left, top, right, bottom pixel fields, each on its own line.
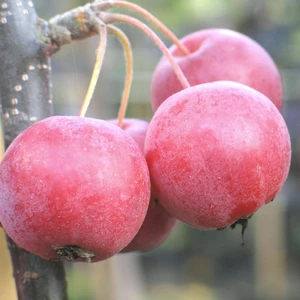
left=107, top=118, right=177, bottom=252
left=145, top=81, right=291, bottom=230
left=107, top=119, right=149, bottom=151
left=151, top=28, right=282, bottom=111
left=121, top=194, right=176, bottom=252
left=0, top=116, right=151, bottom=262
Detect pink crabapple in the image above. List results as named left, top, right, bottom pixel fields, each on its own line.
left=150, top=28, right=283, bottom=112
left=107, top=118, right=177, bottom=252
left=0, top=116, right=151, bottom=262
left=145, top=81, right=291, bottom=230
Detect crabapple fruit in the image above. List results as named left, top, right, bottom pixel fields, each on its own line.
left=145, top=81, right=291, bottom=230
left=121, top=193, right=177, bottom=252
left=0, top=116, right=151, bottom=262
left=151, top=28, right=282, bottom=111
left=107, top=118, right=177, bottom=252
left=107, top=118, right=149, bottom=150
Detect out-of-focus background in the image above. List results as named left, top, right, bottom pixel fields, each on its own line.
left=1, top=0, right=300, bottom=299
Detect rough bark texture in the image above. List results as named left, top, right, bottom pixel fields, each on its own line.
left=0, top=1, right=67, bottom=299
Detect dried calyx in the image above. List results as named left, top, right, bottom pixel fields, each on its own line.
left=217, top=214, right=254, bottom=246
left=51, top=245, right=98, bottom=263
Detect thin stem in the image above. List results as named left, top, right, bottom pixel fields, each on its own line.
left=107, top=25, right=133, bottom=127
left=102, top=13, right=190, bottom=90
left=79, top=23, right=108, bottom=117
left=94, top=1, right=190, bottom=55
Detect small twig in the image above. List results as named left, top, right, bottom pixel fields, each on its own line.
left=48, top=4, right=99, bottom=46
left=94, top=0, right=190, bottom=55
left=48, top=5, right=190, bottom=90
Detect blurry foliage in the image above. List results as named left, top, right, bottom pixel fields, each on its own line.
left=67, top=267, right=93, bottom=300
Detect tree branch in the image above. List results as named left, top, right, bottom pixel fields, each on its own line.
left=0, top=1, right=67, bottom=299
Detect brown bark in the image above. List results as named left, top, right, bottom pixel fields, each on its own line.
left=0, top=1, right=67, bottom=299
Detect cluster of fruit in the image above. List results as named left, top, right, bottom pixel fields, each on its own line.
left=0, top=1, right=291, bottom=263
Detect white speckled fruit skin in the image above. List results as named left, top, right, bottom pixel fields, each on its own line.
left=145, top=81, right=291, bottom=229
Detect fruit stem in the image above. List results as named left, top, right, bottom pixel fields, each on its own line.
left=107, top=25, right=133, bottom=128
left=94, top=0, right=190, bottom=56
left=102, top=13, right=190, bottom=90
left=79, top=22, right=108, bottom=117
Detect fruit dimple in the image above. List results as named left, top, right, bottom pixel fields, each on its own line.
left=151, top=28, right=283, bottom=111
left=172, top=29, right=244, bottom=57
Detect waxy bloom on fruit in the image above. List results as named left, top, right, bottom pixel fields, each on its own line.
left=0, top=116, right=151, bottom=262
left=151, top=28, right=283, bottom=111
left=145, top=81, right=291, bottom=230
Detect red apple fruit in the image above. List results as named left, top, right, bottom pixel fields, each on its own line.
left=151, top=28, right=282, bottom=111
left=0, top=116, right=151, bottom=262
left=107, top=119, right=149, bottom=150
left=145, top=81, right=291, bottom=230
left=107, top=118, right=177, bottom=252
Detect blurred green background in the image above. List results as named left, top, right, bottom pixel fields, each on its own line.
left=2, top=0, right=300, bottom=299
